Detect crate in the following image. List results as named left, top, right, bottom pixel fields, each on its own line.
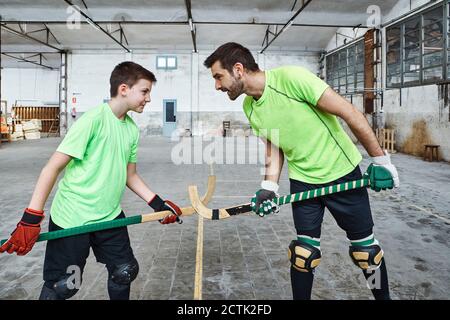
left=376, top=128, right=396, bottom=153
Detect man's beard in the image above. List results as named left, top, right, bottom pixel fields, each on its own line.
left=227, top=77, right=244, bottom=101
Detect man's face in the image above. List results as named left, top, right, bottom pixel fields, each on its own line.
left=210, top=61, right=244, bottom=101
left=125, top=79, right=152, bottom=113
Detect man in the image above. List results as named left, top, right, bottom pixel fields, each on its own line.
left=204, top=42, right=399, bottom=300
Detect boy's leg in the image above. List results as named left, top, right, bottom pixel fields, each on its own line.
left=289, top=179, right=325, bottom=300
left=323, top=166, right=391, bottom=300
left=39, top=217, right=90, bottom=300
left=91, top=212, right=139, bottom=300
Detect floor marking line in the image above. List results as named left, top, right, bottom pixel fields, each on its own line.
left=194, top=213, right=204, bottom=299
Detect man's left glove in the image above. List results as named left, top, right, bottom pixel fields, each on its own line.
left=368, top=150, right=399, bottom=191
left=0, top=208, right=45, bottom=256
left=251, top=180, right=280, bottom=217
left=148, top=195, right=183, bottom=224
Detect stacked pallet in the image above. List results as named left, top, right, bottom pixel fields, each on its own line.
left=23, top=119, right=42, bottom=140
left=11, top=123, right=24, bottom=141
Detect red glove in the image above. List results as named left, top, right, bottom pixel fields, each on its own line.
left=148, top=195, right=183, bottom=224
left=0, top=208, right=45, bottom=256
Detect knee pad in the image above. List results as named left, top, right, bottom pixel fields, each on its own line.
left=108, top=258, right=139, bottom=285
left=39, top=277, right=79, bottom=300
left=349, top=244, right=384, bottom=270
left=288, top=240, right=321, bottom=273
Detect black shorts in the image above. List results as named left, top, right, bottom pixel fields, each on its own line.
left=290, top=165, right=374, bottom=238
left=43, top=211, right=136, bottom=282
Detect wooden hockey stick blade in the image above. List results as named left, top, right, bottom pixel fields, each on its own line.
left=142, top=175, right=216, bottom=222
left=188, top=185, right=252, bottom=220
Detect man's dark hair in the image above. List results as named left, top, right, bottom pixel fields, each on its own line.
left=204, top=42, right=259, bottom=73
left=110, top=61, right=157, bottom=97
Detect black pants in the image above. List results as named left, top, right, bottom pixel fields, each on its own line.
left=290, top=165, right=390, bottom=300
left=41, top=211, right=136, bottom=299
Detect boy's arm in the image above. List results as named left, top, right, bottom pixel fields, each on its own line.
left=126, top=162, right=155, bottom=203
left=126, top=163, right=182, bottom=224
left=0, top=151, right=72, bottom=255
left=28, top=151, right=73, bottom=210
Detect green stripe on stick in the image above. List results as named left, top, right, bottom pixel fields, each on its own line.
left=1, top=214, right=142, bottom=246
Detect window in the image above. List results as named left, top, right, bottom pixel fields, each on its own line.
left=156, top=56, right=177, bottom=70
left=326, top=39, right=365, bottom=94
left=386, top=3, right=445, bottom=88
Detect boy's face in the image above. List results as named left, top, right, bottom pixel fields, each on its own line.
left=124, top=78, right=153, bottom=113
left=210, top=61, right=244, bottom=101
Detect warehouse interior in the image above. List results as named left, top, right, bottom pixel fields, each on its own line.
left=0, top=0, right=449, bottom=301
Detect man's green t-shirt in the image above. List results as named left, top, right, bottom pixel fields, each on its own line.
left=50, top=103, right=139, bottom=228
left=243, top=66, right=362, bottom=184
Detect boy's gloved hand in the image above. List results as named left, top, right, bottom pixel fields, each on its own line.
left=148, top=195, right=183, bottom=224
left=0, top=208, right=45, bottom=255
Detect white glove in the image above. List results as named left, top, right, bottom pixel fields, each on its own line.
left=371, top=150, right=399, bottom=188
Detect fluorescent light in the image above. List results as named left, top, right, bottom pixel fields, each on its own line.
left=283, top=20, right=294, bottom=33
left=86, top=17, right=100, bottom=31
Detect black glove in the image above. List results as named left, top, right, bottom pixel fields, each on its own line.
left=148, top=194, right=183, bottom=224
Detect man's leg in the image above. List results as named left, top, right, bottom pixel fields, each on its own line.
left=347, top=229, right=390, bottom=300
left=324, top=166, right=391, bottom=300
left=289, top=179, right=325, bottom=300
left=289, top=227, right=322, bottom=300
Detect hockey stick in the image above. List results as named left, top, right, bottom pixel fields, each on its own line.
left=189, top=177, right=370, bottom=220
left=1, top=175, right=216, bottom=246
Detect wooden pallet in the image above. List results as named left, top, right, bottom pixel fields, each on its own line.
left=376, top=128, right=396, bottom=153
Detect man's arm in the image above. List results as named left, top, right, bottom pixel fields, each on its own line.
left=316, top=87, right=384, bottom=157
left=263, top=138, right=284, bottom=183
left=28, top=151, right=73, bottom=210
left=126, top=162, right=155, bottom=203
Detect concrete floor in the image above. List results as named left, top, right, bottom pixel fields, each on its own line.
left=0, top=136, right=449, bottom=300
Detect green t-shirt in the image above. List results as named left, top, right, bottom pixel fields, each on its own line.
left=243, top=66, right=362, bottom=184
left=50, top=103, right=139, bottom=228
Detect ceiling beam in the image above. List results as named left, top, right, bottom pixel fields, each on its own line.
left=1, top=24, right=62, bottom=52
left=2, top=52, right=55, bottom=70
left=63, top=0, right=131, bottom=52
left=260, top=0, right=313, bottom=53
left=0, top=20, right=368, bottom=28
left=184, top=0, right=197, bottom=53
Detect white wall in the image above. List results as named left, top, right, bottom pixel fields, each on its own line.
left=66, top=49, right=320, bottom=135
left=1, top=68, right=60, bottom=110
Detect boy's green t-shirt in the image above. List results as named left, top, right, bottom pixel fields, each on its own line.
left=50, top=103, right=139, bottom=229
left=243, top=66, right=362, bottom=184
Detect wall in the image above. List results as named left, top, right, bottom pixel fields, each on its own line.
left=324, top=0, right=450, bottom=161
left=66, top=50, right=320, bottom=136
left=0, top=68, right=60, bottom=111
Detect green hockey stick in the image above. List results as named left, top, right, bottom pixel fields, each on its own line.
left=1, top=175, right=216, bottom=247
left=189, top=166, right=393, bottom=220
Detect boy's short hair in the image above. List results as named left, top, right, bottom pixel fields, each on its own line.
left=203, top=42, right=259, bottom=73
left=110, top=61, right=157, bottom=97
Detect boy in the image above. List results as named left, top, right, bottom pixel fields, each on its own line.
left=0, top=61, right=182, bottom=300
